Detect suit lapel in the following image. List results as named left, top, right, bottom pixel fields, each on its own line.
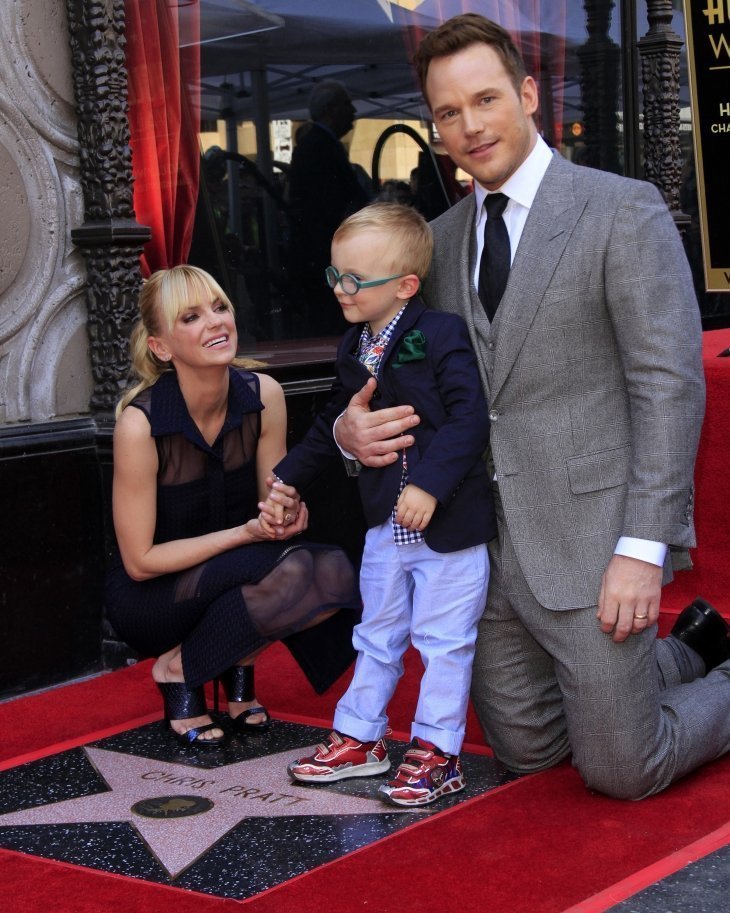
left=443, top=202, right=493, bottom=364
left=489, top=155, right=585, bottom=401
left=337, top=325, right=370, bottom=388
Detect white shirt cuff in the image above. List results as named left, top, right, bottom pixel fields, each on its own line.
left=614, top=536, right=667, bottom=567
left=333, top=412, right=357, bottom=460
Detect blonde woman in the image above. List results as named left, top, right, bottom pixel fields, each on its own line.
left=105, top=265, right=358, bottom=747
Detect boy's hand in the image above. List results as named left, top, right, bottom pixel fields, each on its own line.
left=395, top=484, right=437, bottom=532
left=259, top=477, right=301, bottom=528
left=249, top=502, right=309, bottom=541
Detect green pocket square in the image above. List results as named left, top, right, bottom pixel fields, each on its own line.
left=394, top=329, right=426, bottom=367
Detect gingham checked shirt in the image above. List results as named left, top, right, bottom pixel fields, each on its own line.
left=356, top=308, right=423, bottom=546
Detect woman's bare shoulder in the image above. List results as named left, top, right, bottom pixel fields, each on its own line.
left=254, top=371, right=285, bottom=404
left=114, top=402, right=152, bottom=443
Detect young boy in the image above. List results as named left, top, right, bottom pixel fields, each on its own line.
left=271, top=202, right=496, bottom=806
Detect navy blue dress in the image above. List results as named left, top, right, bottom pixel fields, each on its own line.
left=105, top=368, right=359, bottom=691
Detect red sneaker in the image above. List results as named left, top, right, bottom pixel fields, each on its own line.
left=288, top=730, right=391, bottom=783
left=379, top=739, right=465, bottom=806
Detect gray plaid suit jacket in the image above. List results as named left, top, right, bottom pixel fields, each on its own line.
left=424, top=151, right=705, bottom=610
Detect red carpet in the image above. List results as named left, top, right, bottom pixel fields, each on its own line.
left=1, top=647, right=729, bottom=913
left=660, top=328, right=730, bottom=625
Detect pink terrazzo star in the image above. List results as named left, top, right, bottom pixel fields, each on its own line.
left=0, top=745, right=416, bottom=877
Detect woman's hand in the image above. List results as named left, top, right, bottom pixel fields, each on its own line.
left=247, top=502, right=309, bottom=541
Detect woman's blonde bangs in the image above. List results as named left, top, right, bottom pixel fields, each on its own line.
left=154, top=266, right=233, bottom=333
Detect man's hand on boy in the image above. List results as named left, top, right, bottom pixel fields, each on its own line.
left=336, top=378, right=420, bottom=467
left=395, top=484, right=436, bottom=532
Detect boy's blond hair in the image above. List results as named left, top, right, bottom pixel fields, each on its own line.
left=333, top=202, right=433, bottom=281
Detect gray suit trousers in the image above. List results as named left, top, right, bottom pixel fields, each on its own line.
left=471, top=502, right=730, bottom=799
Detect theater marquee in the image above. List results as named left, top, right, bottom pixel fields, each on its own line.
left=684, top=1, right=730, bottom=291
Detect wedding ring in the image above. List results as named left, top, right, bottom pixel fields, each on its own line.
left=284, top=513, right=294, bottom=523
left=634, top=613, right=648, bottom=620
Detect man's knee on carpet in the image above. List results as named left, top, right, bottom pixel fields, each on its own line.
left=478, top=714, right=572, bottom=775
left=495, top=747, right=666, bottom=799
left=478, top=705, right=676, bottom=799
left=570, top=733, right=676, bottom=800
left=574, top=763, right=666, bottom=801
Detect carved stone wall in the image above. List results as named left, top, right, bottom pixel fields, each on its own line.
left=639, top=0, right=685, bottom=216
left=65, top=0, right=149, bottom=419
left=0, top=0, right=93, bottom=423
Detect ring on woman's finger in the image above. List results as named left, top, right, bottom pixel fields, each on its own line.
left=284, top=513, right=294, bottom=523
left=634, top=613, right=648, bottom=620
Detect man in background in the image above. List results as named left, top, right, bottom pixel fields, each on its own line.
left=288, top=80, right=370, bottom=336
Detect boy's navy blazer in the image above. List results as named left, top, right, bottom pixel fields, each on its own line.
left=275, top=298, right=497, bottom=553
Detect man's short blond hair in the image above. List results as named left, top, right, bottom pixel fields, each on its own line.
left=333, top=202, right=433, bottom=280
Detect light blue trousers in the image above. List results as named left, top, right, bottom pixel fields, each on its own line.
left=334, top=520, right=490, bottom=755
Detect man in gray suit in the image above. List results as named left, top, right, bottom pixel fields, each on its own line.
left=335, top=14, right=729, bottom=799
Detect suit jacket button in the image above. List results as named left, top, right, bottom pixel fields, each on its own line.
left=489, top=409, right=499, bottom=422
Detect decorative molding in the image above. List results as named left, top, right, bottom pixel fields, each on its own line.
left=25, top=283, right=93, bottom=419
left=66, top=0, right=150, bottom=416
left=0, top=100, right=64, bottom=343
left=0, top=2, right=91, bottom=423
left=0, top=415, right=97, bottom=456
left=0, top=2, right=77, bottom=154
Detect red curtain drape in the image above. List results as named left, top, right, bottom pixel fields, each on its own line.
left=125, top=0, right=201, bottom=275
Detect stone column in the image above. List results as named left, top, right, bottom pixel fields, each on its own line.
left=66, top=0, right=150, bottom=417
left=637, top=0, right=686, bottom=224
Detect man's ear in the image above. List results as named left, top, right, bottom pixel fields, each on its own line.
left=521, top=76, right=539, bottom=118
left=397, top=274, right=420, bottom=299
left=147, top=336, right=172, bottom=363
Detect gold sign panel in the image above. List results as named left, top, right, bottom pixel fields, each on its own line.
left=684, top=1, right=730, bottom=292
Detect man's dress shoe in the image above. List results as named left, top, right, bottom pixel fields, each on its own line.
left=670, top=597, right=730, bottom=672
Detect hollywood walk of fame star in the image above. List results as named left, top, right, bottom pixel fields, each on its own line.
left=0, top=743, right=418, bottom=878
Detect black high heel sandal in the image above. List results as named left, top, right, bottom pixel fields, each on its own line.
left=156, top=681, right=227, bottom=748
left=219, top=665, right=271, bottom=733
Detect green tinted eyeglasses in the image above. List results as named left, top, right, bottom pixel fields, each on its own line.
left=325, top=266, right=404, bottom=296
